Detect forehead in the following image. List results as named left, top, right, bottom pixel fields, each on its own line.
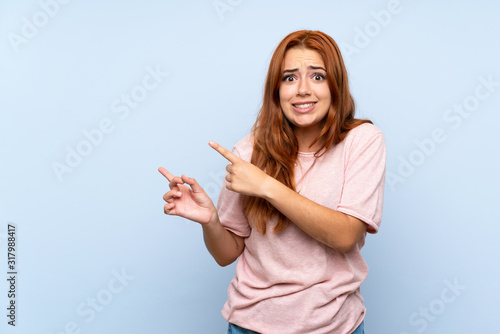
left=282, top=48, right=325, bottom=70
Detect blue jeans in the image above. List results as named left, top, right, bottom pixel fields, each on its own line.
left=227, top=320, right=364, bottom=334
left=352, top=320, right=365, bottom=334
left=227, top=323, right=259, bottom=334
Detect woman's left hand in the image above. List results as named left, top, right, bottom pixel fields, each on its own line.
left=209, top=141, right=274, bottom=199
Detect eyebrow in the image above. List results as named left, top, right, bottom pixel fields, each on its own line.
left=283, top=66, right=327, bottom=74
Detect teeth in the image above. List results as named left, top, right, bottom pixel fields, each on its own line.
left=294, top=103, right=314, bottom=109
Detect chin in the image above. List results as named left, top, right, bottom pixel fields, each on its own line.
left=293, top=121, right=319, bottom=130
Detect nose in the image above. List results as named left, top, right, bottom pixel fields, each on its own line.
left=297, top=77, right=311, bottom=96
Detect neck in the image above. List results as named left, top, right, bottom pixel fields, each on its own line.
left=295, top=127, right=322, bottom=153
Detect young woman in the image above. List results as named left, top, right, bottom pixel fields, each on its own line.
left=159, top=30, right=386, bottom=334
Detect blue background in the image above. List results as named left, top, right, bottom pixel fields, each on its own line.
left=1, top=0, right=499, bottom=333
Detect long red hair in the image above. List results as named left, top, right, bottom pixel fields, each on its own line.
left=244, top=30, right=371, bottom=234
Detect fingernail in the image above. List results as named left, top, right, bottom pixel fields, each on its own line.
left=177, top=191, right=181, bottom=196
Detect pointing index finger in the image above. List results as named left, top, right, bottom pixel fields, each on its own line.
left=209, top=141, right=239, bottom=163
left=158, top=167, right=174, bottom=181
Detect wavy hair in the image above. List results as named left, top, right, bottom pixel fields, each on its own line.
left=244, top=30, right=372, bottom=234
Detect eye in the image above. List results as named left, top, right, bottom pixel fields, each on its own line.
left=313, top=73, right=326, bottom=81
left=282, top=75, right=295, bottom=82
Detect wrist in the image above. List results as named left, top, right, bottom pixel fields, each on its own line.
left=203, top=208, right=220, bottom=228
left=260, top=175, right=279, bottom=201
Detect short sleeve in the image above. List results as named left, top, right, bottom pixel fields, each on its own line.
left=336, top=125, right=386, bottom=234
left=216, top=146, right=252, bottom=238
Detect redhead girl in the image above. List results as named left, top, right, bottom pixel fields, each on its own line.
left=159, top=30, right=385, bottom=334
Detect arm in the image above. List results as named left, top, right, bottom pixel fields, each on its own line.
left=209, top=142, right=367, bottom=254
left=158, top=168, right=244, bottom=266
left=262, top=177, right=366, bottom=253
left=202, top=214, right=245, bottom=267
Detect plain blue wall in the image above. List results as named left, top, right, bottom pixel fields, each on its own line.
left=1, top=0, right=499, bottom=333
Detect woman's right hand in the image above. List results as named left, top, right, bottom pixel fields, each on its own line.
left=158, top=167, right=216, bottom=225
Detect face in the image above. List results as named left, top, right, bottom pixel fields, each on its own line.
left=279, top=47, right=332, bottom=136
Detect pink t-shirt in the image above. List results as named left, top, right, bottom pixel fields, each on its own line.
left=217, top=123, right=386, bottom=334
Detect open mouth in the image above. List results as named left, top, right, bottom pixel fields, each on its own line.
left=293, top=102, right=316, bottom=109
